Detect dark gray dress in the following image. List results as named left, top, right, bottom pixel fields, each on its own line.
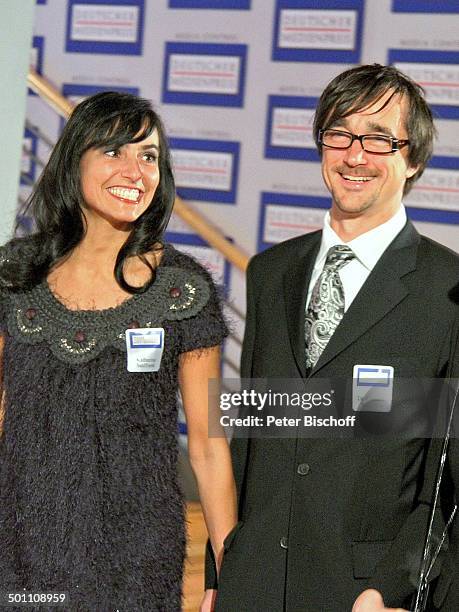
left=0, top=243, right=227, bottom=612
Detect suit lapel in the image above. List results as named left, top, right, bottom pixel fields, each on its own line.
left=283, top=233, right=321, bottom=378
left=311, top=221, right=420, bottom=376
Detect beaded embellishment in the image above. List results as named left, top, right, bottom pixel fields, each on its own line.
left=3, top=266, right=211, bottom=364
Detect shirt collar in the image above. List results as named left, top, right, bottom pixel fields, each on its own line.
left=316, top=205, right=407, bottom=272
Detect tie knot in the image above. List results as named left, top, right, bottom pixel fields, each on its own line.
left=324, top=245, right=355, bottom=270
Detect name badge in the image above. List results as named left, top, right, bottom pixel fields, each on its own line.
left=125, top=328, right=164, bottom=373
left=352, top=365, right=394, bottom=412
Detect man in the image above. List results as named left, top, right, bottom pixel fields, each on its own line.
left=203, top=64, right=459, bottom=611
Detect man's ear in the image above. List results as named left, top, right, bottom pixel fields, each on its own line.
left=406, top=164, right=419, bottom=180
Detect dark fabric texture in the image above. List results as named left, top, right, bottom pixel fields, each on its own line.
left=207, top=221, right=459, bottom=612
left=0, top=242, right=228, bottom=612
left=433, top=321, right=459, bottom=611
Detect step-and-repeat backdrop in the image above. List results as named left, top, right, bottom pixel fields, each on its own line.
left=24, top=0, right=459, bottom=364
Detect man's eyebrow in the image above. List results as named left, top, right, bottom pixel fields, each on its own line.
left=327, top=119, right=396, bottom=137
left=365, top=122, right=394, bottom=137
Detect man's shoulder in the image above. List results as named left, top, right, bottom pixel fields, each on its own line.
left=417, top=234, right=459, bottom=271
left=249, top=231, right=321, bottom=273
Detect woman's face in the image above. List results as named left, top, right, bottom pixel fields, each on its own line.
left=79, top=129, right=161, bottom=227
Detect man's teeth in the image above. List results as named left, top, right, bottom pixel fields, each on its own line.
left=342, top=175, right=373, bottom=182
left=108, top=187, right=140, bottom=201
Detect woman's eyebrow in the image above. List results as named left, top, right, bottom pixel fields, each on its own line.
left=139, top=143, right=159, bottom=151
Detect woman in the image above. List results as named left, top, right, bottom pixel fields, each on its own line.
left=0, top=92, right=236, bottom=611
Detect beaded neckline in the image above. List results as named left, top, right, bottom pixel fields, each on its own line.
left=3, top=244, right=212, bottom=364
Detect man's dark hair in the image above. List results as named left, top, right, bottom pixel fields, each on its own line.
left=313, top=64, right=435, bottom=196
left=4, top=91, right=175, bottom=293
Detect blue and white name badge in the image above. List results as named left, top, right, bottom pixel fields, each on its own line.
left=125, top=328, right=164, bottom=372
left=352, top=365, right=394, bottom=412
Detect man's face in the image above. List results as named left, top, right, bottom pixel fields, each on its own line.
left=320, top=91, right=419, bottom=226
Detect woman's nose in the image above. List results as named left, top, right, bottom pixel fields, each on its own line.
left=120, top=156, right=142, bottom=181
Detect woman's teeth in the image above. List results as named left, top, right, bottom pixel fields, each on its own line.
left=108, top=187, right=140, bottom=201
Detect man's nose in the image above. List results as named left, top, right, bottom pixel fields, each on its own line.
left=342, top=138, right=368, bottom=166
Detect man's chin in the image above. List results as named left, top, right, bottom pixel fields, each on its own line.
left=332, top=198, right=375, bottom=217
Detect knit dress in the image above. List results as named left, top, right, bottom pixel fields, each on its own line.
left=0, top=242, right=228, bottom=612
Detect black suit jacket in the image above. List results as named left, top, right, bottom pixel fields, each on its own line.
left=209, top=221, right=459, bottom=612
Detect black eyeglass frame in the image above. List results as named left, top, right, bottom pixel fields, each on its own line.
left=318, top=128, right=410, bottom=154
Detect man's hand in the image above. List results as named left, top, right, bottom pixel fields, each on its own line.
left=352, top=589, right=409, bottom=612
left=200, top=588, right=217, bottom=612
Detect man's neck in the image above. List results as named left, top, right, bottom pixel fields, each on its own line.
left=330, top=206, right=402, bottom=242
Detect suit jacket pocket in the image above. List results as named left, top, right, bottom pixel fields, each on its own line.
left=351, top=540, right=394, bottom=579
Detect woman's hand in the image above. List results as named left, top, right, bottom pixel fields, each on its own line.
left=200, top=588, right=217, bottom=612
left=352, top=589, right=409, bottom=612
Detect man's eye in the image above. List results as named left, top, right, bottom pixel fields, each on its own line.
left=368, top=135, right=390, bottom=143
left=104, top=149, right=119, bottom=157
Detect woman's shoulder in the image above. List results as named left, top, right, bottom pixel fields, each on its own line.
left=0, top=235, right=43, bottom=293
left=159, top=244, right=229, bottom=348
left=0, top=235, right=42, bottom=264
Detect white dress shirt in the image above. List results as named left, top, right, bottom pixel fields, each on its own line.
left=306, top=206, right=408, bottom=312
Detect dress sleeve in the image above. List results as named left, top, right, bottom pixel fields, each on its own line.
left=176, top=269, right=229, bottom=354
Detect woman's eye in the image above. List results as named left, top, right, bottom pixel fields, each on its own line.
left=142, top=153, right=158, bottom=163
left=104, top=149, right=119, bottom=158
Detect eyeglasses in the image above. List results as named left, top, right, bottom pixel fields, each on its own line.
left=318, top=128, right=410, bottom=154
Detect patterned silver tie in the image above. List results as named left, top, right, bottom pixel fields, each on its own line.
left=305, top=245, right=355, bottom=369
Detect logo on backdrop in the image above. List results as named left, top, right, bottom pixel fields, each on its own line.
left=60, top=83, right=140, bottom=131
left=66, top=0, right=145, bottom=55
left=162, top=42, right=247, bottom=107
left=62, top=83, right=139, bottom=103
left=392, top=0, right=459, bottom=13
left=265, top=95, right=319, bottom=161
left=272, top=0, right=364, bottom=63
left=258, top=193, right=331, bottom=252
left=169, top=0, right=251, bottom=8
left=169, top=138, right=240, bottom=204
left=405, top=156, right=459, bottom=222
left=389, top=49, right=459, bottom=120
left=389, top=48, right=459, bottom=234
left=29, top=36, right=44, bottom=96
left=21, top=128, right=38, bottom=187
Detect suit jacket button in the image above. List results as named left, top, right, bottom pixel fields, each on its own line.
left=297, top=463, right=310, bottom=475
left=280, top=536, right=288, bottom=549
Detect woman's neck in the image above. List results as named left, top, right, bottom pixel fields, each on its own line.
left=71, top=214, right=132, bottom=269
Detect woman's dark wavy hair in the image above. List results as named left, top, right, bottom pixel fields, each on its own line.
left=3, top=91, right=175, bottom=293
left=313, top=63, right=436, bottom=196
